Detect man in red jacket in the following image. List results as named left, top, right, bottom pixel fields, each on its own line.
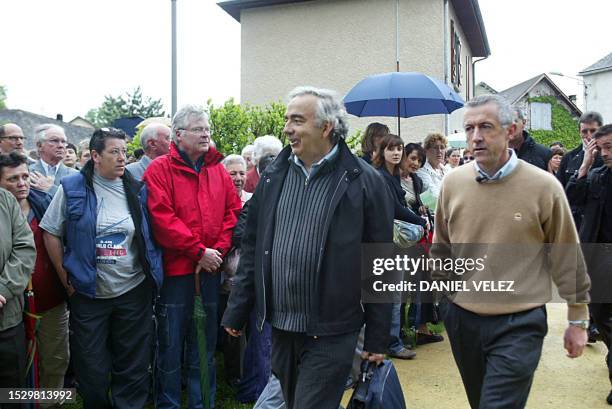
left=144, top=105, right=241, bottom=409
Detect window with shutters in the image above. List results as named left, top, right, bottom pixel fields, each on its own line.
left=530, top=102, right=552, bottom=130
left=450, top=20, right=462, bottom=89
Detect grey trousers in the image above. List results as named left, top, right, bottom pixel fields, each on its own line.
left=271, top=328, right=359, bottom=409
left=446, top=303, right=547, bottom=409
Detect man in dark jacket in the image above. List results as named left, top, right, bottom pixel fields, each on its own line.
left=566, top=124, right=612, bottom=405
left=223, top=86, right=393, bottom=409
left=558, top=111, right=604, bottom=225
left=509, top=107, right=552, bottom=171
left=41, top=128, right=163, bottom=409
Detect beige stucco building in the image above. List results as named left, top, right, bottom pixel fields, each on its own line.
left=580, top=52, right=612, bottom=123
left=219, top=0, right=489, bottom=142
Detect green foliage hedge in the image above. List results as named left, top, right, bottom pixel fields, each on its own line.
left=528, top=96, right=580, bottom=149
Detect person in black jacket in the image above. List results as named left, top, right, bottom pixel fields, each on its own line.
left=566, top=124, right=612, bottom=405
left=373, top=135, right=427, bottom=360
left=222, top=86, right=393, bottom=409
left=509, top=107, right=552, bottom=171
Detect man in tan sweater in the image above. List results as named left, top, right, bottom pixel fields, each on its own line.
left=432, top=94, right=591, bottom=409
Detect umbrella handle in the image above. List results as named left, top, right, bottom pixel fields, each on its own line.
left=194, top=269, right=201, bottom=297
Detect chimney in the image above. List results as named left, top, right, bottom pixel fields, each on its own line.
left=56, top=113, right=63, bottom=121
left=568, top=95, right=577, bottom=103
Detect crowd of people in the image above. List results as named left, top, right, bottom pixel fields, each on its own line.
left=0, top=87, right=610, bottom=409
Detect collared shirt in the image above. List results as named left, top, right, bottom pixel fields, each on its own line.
left=290, top=143, right=339, bottom=180
left=416, top=160, right=447, bottom=198
left=473, top=149, right=518, bottom=181
left=40, top=159, right=59, bottom=180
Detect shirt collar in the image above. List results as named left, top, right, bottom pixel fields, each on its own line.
left=290, top=144, right=339, bottom=179
left=473, top=149, right=518, bottom=181
left=40, top=159, right=59, bottom=176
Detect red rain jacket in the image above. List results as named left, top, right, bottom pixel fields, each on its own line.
left=143, top=143, right=242, bottom=277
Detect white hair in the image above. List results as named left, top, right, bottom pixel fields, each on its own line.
left=171, top=105, right=208, bottom=143
left=253, top=135, right=283, bottom=164
left=241, top=144, right=254, bottom=156
left=34, top=124, right=65, bottom=146
left=287, top=86, right=349, bottom=143
left=465, top=95, right=515, bottom=127
left=140, top=123, right=170, bottom=151
left=222, top=154, right=246, bottom=169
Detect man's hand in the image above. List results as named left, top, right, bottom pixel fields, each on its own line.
left=361, top=350, right=385, bottom=364
left=0, top=294, right=6, bottom=308
left=29, top=171, right=54, bottom=192
left=197, top=248, right=222, bottom=273
left=225, top=327, right=242, bottom=338
left=564, top=325, right=587, bottom=358
left=578, top=139, right=599, bottom=179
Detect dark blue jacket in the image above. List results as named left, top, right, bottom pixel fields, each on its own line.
left=61, top=165, right=163, bottom=298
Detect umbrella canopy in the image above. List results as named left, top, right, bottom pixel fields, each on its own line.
left=343, top=72, right=465, bottom=118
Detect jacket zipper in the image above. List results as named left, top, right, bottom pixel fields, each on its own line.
left=259, top=176, right=271, bottom=331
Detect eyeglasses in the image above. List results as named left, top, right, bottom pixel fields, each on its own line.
left=45, top=138, right=68, bottom=145
left=463, top=156, right=474, bottom=160
left=580, top=128, right=598, bottom=135
left=428, top=145, right=447, bottom=151
left=180, top=127, right=210, bottom=136
left=0, top=135, right=25, bottom=142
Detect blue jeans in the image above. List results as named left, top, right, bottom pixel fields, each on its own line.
left=388, top=303, right=405, bottom=354
left=156, top=274, right=219, bottom=409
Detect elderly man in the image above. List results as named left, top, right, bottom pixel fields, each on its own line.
left=29, top=124, right=77, bottom=196
left=40, top=128, right=163, bottom=409
left=0, top=152, right=69, bottom=397
left=0, top=183, right=36, bottom=391
left=433, top=94, right=591, bottom=409
left=222, top=87, right=393, bottom=409
left=566, top=124, right=612, bottom=404
left=244, top=135, right=283, bottom=193
left=508, top=107, right=552, bottom=171
left=126, top=123, right=171, bottom=181
left=144, top=105, right=241, bottom=409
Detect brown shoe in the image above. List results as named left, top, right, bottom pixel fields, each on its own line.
left=389, top=348, right=416, bottom=360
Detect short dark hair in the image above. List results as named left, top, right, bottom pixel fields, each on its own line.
left=579, top=111, right=603, bottom=127
left=549, top=141, right=564, bottom=148
left=0, top=152, right=29, bottom=178
left=133, top=148, right=144, bottom=160
left=66, top=142, right=77, bottom=152
left=90, top=128, right=127, bottom=154
left=404, top=143, right=426, bottom=167
left=593, top=124, right=612, bottom=140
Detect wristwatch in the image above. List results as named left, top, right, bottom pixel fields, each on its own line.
left=568, top=320, right=589, bottom=330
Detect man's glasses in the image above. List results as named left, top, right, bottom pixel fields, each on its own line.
left=0, top=136, right=25, bottom=142
left=463, top=156, right=474, bottom=161
left=180, top=127, right=210, bottom=136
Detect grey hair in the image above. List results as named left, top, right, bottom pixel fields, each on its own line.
left=34, top=124, right=65, bottom=146
left=579, top=111, right=603, bottom=127
left=140, top=123, right=170, bottom=150
left=253, top=135, right=283, bottom=164
left=222, top=154, right=247, bottom=169
left=241, top=144, right=254, bottom=156
left=287, top=86, right=349, bottom=143
left=171, top=105, right=208, bottom=143
left=465, top=94, right=515, bottom=127
left=513, top=107, right=525, bottom=122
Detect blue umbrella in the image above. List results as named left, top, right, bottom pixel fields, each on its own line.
left=343, top=72, right=465, bottom=136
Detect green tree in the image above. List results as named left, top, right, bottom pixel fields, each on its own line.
left=207, top=99, right=286, bottom=155
left=86, top=87, right=166, bottom=128
left=0, top=85, right=7, bottom=110
left=528, top=96, right=581, bottom=149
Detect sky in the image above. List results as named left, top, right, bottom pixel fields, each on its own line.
left=1, top=0, right=611, bottom=121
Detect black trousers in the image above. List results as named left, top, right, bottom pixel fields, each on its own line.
left=0, top=322, right=26, bottom=409
left=591, top=303, right=612, bottom=385
left=446, top=304, right=547, bottom=409
left=70, top=280, right=153, bottom=409
left=271, top=328, right=359, bottom=409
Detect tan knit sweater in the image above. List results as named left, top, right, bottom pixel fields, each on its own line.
left=432, top=161, right=590, bottom=321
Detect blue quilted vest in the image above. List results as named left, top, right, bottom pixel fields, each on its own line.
left=61, top=173, right=163, bottom=298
